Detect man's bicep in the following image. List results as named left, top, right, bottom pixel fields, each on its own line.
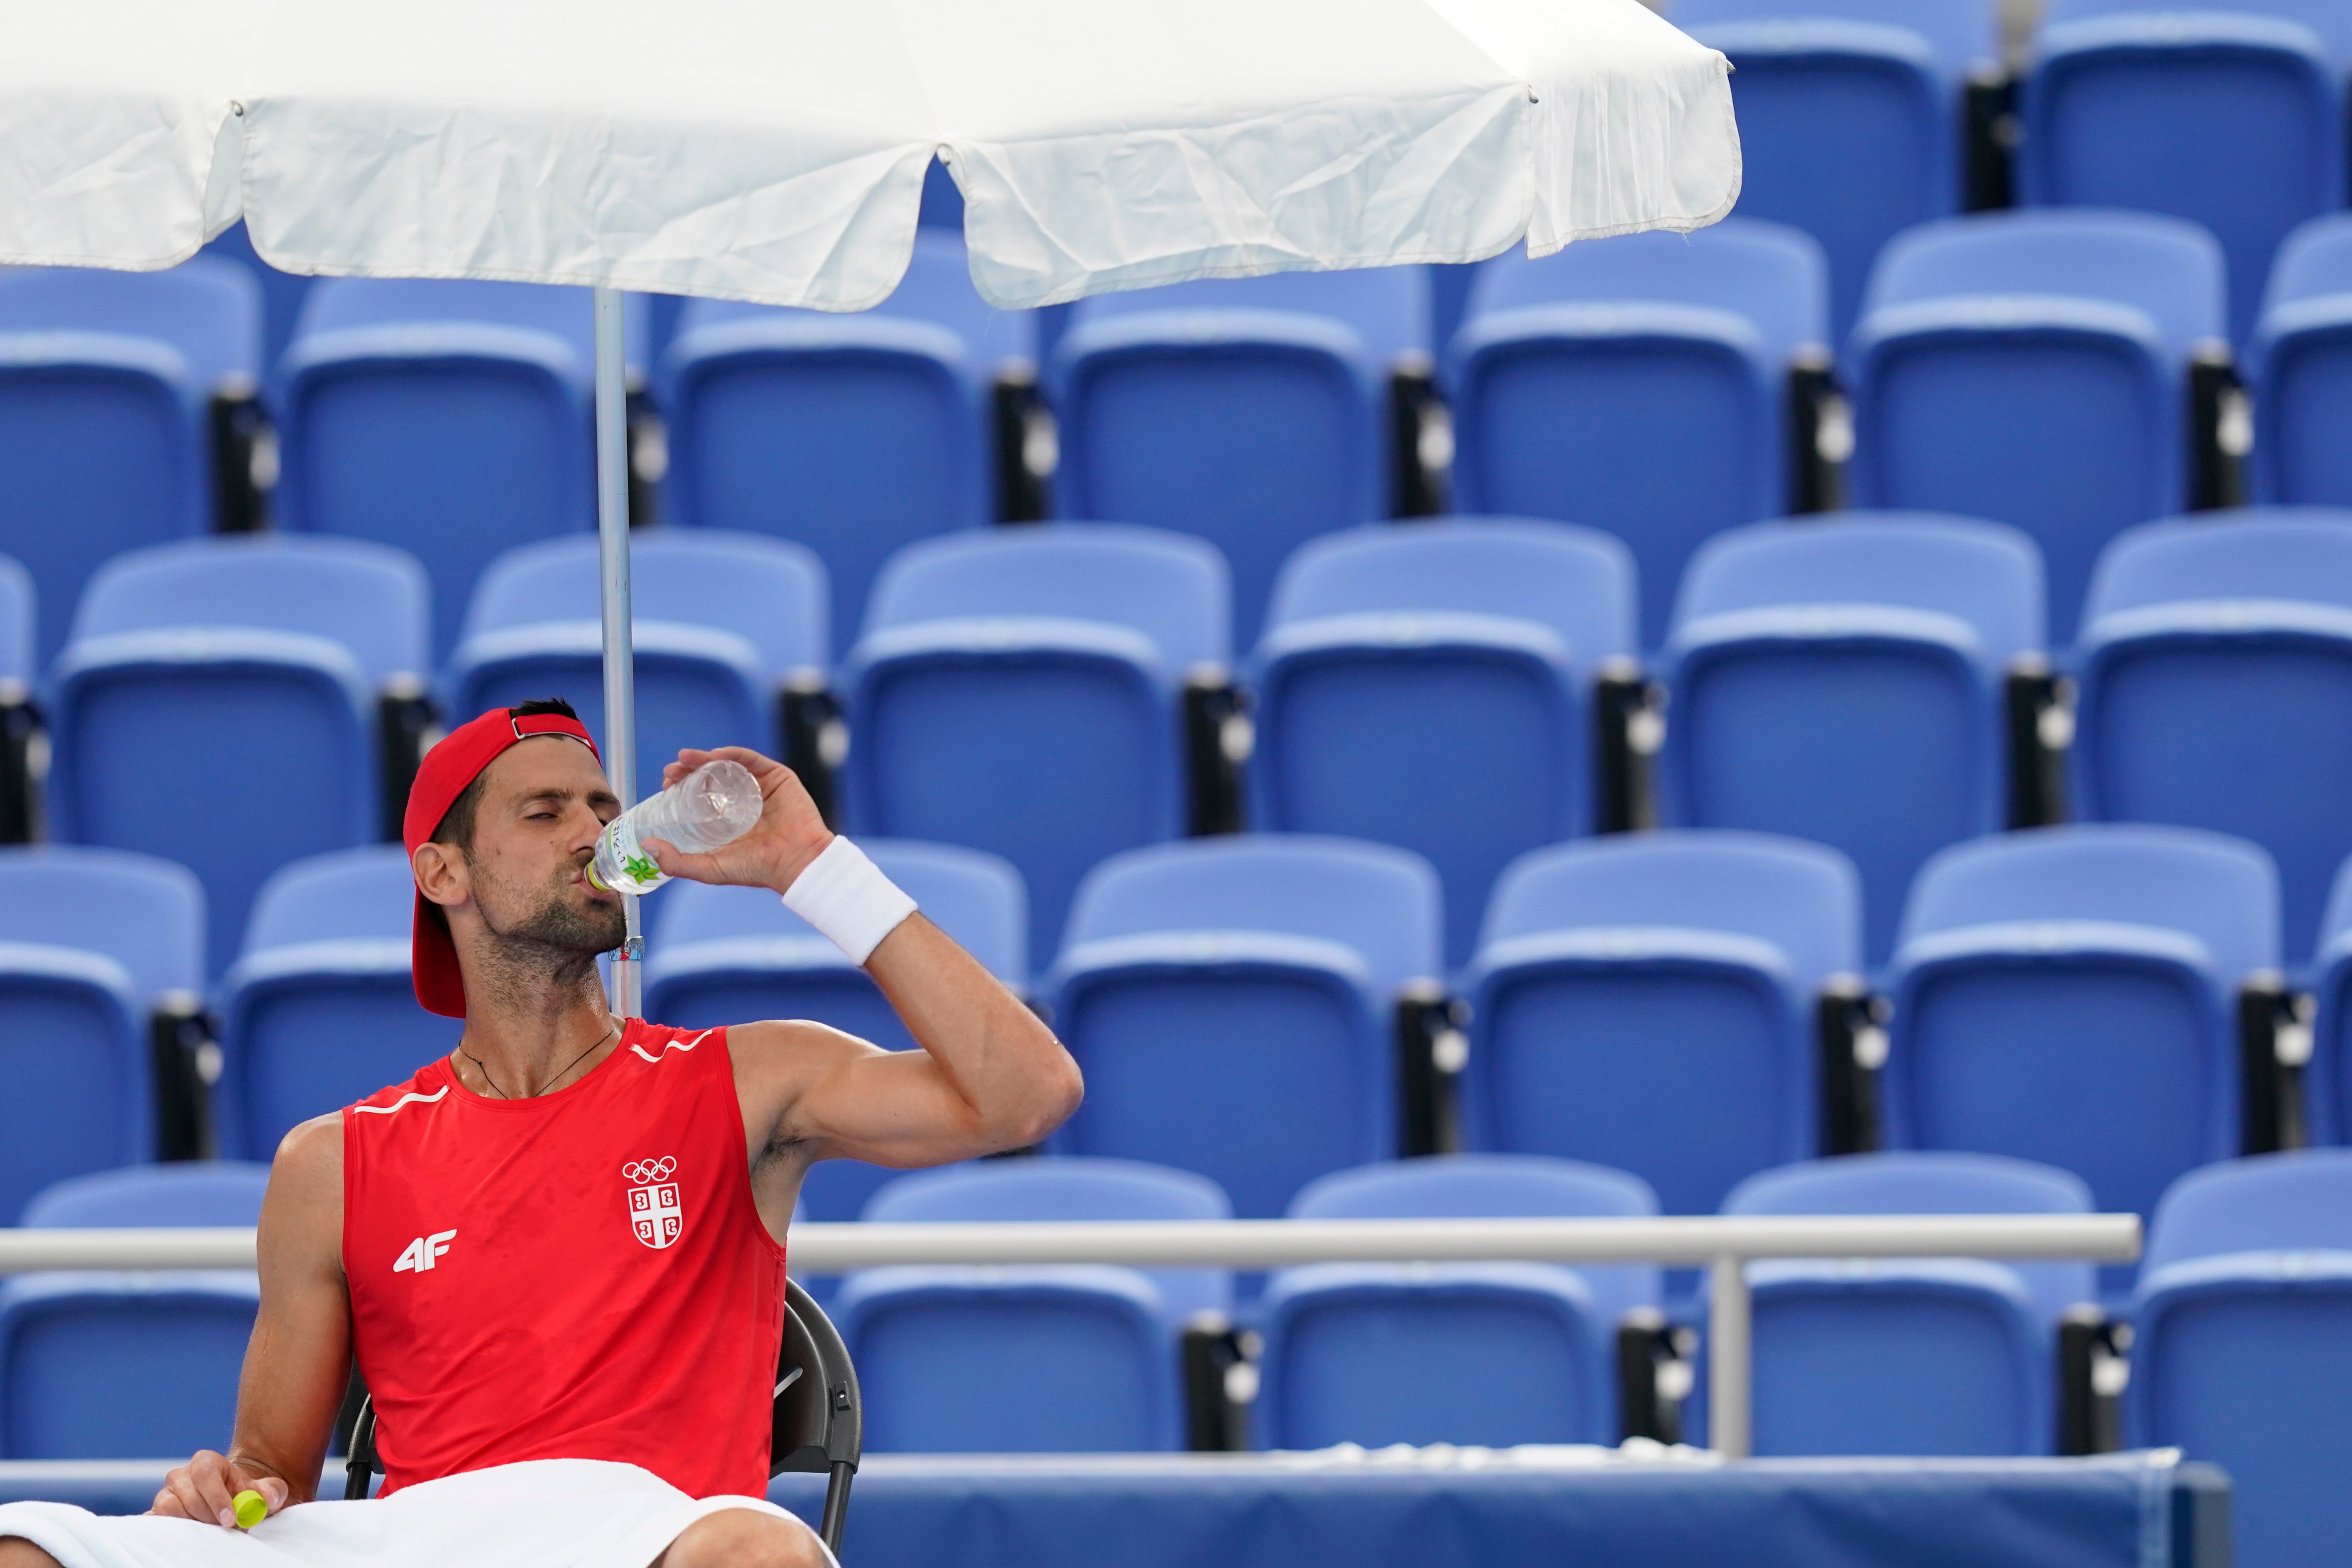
left=735, top=1021, right=1004, bottom=1170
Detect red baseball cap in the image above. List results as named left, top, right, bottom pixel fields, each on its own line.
left=403, top=705, right=602, bottom=1017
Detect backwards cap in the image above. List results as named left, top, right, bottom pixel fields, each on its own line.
left=403, top=705, right=601, bottom=1017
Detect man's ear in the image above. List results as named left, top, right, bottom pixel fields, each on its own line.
left=413, top=841, right=470, bottom=913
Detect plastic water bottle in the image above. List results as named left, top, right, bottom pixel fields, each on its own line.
left=589, top=759, right=762, bottom=895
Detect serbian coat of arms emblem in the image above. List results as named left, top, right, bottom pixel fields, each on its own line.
left=623, top=1156, right=684, bottom=1250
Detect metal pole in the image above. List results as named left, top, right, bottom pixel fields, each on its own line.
left=591, top=285, right=642, bottom=1017
left=1708, top=1254, right=1751, bottom=1460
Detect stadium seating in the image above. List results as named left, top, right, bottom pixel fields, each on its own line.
left=1884, top=825, right=2278, bottom=1294
left=2128, top=1151, right=2352, bottom=1568
left=0, top=847, right=204, bottom=1219
left=276, top=279, right=644, bottom=658
left=49, top=535, right=429, bottom=975
left=215, top=846, right=453, bottom=1161
left=2250, top=216, right=2352, bottom=506
left=0, top=259, right=262, bottom=666
left=1051, top=265, right=1429, bottom=641
left=1847, top=209, right=2227, bottom=633
left=844, top=524, right=1226, bottom=960
left=646, top=840, right=1028, bottom=1223
left=446, top=530, right=828, bottom=792
left=659, top=232, right=1027, bottom=657
left=2022, top=0, right=2351, bottom=347
left=202, top=220, right=315, bottom=369
left=1257, top=1155, right=1661, bottom=1448
left=1670, top=0, right=2000, bottom=340
left=0, top=1163, right=268, bottom=1459
left=1249, top=519, right=1639, bottom=966
left=2304, top=857, right=2352, bottom=1146
left=1449, top=218, right=1831, bottom=643
left=840, top=1157, right=1230, bottom=1452
left=1462, top=832, right=1862, bottom=1216
left=1703, top=1153, right=2096, bottom=1455
left=1660, top=513, right=2042, bottom=961
left=1047, top=836, right=1442, bottom=1219
left=2071, top=509, right=2352, bottom=956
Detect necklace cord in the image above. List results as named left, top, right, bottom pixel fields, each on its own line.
left=460, top=1019, right=619, bottom=1100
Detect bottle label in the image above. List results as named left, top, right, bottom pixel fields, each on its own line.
left=593, top=813, right=668, bottom=895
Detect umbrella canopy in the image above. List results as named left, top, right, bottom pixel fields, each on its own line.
left=2, top=0, right=1738, bottom=302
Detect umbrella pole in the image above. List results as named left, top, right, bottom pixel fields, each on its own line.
left=592, top=284, right=643, bottom=1018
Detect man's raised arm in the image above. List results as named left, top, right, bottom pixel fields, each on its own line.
left=151, top=1116, right=352, bottom=1525
left=645, top=748, right=1083, bottom=1173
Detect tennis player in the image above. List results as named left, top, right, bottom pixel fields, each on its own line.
left=0, top=700, right=1083, bottom=1568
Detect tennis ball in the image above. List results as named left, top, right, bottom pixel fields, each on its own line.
left=232, top=1489, right=268, bottom=1529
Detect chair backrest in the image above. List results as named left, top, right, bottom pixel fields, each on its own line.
left=1466, top=832, right=1860, bottom=1215
left=72, top=535, right=431, bottom=689
left=1724, top=1152, right=2097, bottom=1323
left=0, top=845, right=205, bottom=1004
left=19, top=1162, right=270, bottom=1228
left=2252, top=218, right=2352, bottom=506
left=1665, top=515, right=2040, bottom=961
left=2026, top=0, right=2350, bottom=347
left=1467, top=217, right=1831, bottom=368
left=1072, top=264, right=1430, bottom=370
left=464, top=530, right=828, bottom=683
left=1264, top=518, right=1639, bottom=671
left=1671, top=0, right=1997, bottom=73
left=863, top=523, right=1227, bottom=674
left=2073, top=515, right=2352, bottom=957
left=0, top=258, right=261, bottom=393
left=2141, top=1149, right=2352, bottom=1275
left=681, top=230, right=1036, bottom=368
left=1899, top=824, right=2281, bottom=983
left=770, top=1273, right=863, bottom=1554
left=294, top=277, right=643, bottom=369
left=865, top=1156, right=1233, bottom=1321
left=241, top=845, right=415, bottom=954
left=1062, top=835, right=1443, bottom=996
left=1482, top=830, right=1863, bottom=994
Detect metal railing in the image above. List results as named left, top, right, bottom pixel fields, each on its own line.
left=0, top=1214, right=2140, bottom=1459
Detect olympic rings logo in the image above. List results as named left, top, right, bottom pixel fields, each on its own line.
left=622, top=1157, right=677, bottom=1185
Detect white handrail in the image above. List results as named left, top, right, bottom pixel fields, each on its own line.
left=0, top=1214, right=2139, bottom=1460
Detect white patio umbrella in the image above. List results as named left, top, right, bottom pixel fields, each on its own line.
left=1, top=0, right=1738, bottom=1008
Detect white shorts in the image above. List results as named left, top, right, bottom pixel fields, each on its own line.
left=0, top=1458, right=835, bottom=1568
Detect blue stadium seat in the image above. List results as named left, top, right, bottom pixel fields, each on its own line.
left=845, top=525, right=1226, bottom=960
left=2251, top=216, right=2352, bottom=506
left=1051, top=266, right=1428, bottom=642
left=276, top=279, right=644, bottom=658
left=1848, top=209, right=2227, bottom=633
left=1463, top=832, right=1862, bottom=1216
left=216, top=846, right=454, bottom=1161
left=660, top=232, right=1027, bottom=658
left=0, top=1164, right=267, bottom=1460
left=645, top=840, right=1027, bottom=1223
left=2127, top=1151, right=2352, bottom=1568
left=1885, top=825, right=2278, bottom=1295
left=1670, top=0, right=2000, bottom=340
left=446, top=530, right=828, bottom=791
left=1250, top=519, right=1638, bottom=966
left=2072, top=509, right=2352, bottom=956
left=0, top=847, right=203, bottom=1219
left=202, top=220, right=315, bottom=369
left=1660, top=513, right=2042, bottom=961
left=1700, top=1153, right=2095, bottom=1455
left=1046, top=835, right=1442, bottom=1219
left=2022, top=0, right=2351, bottom=348
left=1258, top=1155, right=1660, bottom=1448
left=2301, top=856, right=2352, bottom=1146
left=0, top=259, right=260, bottom=667
left=1449, top=218, right=1831, bottom=643
left=48, top=535, right=430, bottom=975
left=839, top=1157, right=1230, bottom=1452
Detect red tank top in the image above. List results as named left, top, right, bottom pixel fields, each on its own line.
left=342, top=1020, right=786, bottom=1499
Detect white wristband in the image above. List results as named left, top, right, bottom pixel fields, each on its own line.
left=782, top=836, right=917, bottom=965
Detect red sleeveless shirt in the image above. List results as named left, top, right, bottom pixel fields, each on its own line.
left=342, top=1019, right=787, bottom=1498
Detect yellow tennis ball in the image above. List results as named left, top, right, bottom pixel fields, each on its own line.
left=232, top=1489, right=268, bottom=1529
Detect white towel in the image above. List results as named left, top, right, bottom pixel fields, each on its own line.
left=0, top=1458, right=835, bottom=1568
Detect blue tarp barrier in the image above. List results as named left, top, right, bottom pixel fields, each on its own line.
left=0, top=1447, right=2225, bottom=1568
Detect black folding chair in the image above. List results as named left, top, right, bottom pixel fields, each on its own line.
left=345, top=1277, right=863, bottom=1556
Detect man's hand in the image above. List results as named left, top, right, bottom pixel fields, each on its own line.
left=150, top=1451, right=288, bottom=1528
left=644, top=747, right=832, bottom=896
